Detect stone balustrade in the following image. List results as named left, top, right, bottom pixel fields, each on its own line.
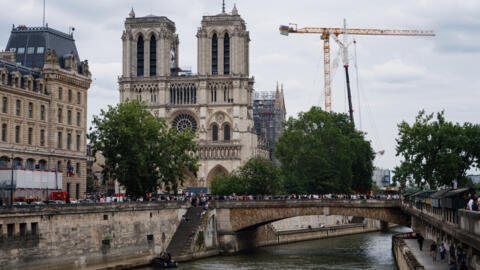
left=198, top=141, right=241, bottom=160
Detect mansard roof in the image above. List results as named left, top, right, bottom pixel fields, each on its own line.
left=5, top=25, right=80, bottom=69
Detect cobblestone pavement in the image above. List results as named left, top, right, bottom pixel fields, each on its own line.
left=404, top=238, right=450, bottom=270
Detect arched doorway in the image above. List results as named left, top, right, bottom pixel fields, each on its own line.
left=206, top=165, right=229, bottom=188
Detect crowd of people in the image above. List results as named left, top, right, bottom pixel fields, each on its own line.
left=466, top=193, right=480, bottom=211
left=417, top=233, right=469, bottom=270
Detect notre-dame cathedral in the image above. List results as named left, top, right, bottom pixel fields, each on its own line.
left=118, top=5, right=269, bottom=190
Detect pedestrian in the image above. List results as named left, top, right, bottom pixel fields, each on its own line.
left=472, top=200, right=479, bottom=211
left=417, top=234, right=424, bottom=251
left=449, top=244, right=455, bottom=264
left=431, top=241, right=437, bottom=261
left=440, top=243, right=446, bottom=262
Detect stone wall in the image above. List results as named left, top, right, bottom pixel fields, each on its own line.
left=392, top=234, right=424, bottom=270
left=0, top=202, right=187, bottom=270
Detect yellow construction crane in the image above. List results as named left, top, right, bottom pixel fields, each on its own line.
left=279, top=22, right=435, bottom=119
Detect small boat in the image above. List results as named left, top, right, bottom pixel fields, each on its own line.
left=151, top=252, right=178, bottom=268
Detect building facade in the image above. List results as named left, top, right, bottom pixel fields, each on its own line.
left=0, top=26, right=91, bottom=204
left=253, top=83, right=286, bottom=164
left=373, top=168, right=391, bottom=188
left=118, top=6, right=268, bottom=190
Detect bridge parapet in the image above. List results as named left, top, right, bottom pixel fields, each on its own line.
left=212, top=199, right=401, bottom=209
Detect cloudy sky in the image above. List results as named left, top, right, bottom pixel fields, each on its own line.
left=0, top=0, right=479, bottom=171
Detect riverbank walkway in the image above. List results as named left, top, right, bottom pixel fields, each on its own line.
left=404, top=238, right=450, bottom=270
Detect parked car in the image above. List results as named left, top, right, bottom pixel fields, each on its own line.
left=31, top=201, right=45, bottom=206
left=46, top=200, right=65, bottom=205
left=12, top=202, right=27, bottom=206
left=79, top=199, right=96, bottom=204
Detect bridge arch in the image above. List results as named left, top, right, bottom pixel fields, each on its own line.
left=213, top=200, right=410, bottom=233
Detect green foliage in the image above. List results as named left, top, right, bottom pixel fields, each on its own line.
left=394, top=110, right=480, bottom=189
left=88, top=100, right=198, bottom=198
left=210, top=157, right=283, bottom=195
left=86, top=176, right=96, bottom=193
left=275, top=107, right=374, bottom=194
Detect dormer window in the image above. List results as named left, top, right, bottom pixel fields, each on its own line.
left=17, top=48, right=25, bottom=54
left=27, top=47, right=35, bottom=54
left=9, top=48, right=16, bottom=52
left=37, top=47, right=45, bottom=54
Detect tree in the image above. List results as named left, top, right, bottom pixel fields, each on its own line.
left=394, top=110, right=480, bottom=189
left=210, top=157, right=283, bottom=195
left=88, top=100, right=198, bottom=198
left=275, top=107, right=374, bottom=194
left=86, top=176, right=96, bottom=193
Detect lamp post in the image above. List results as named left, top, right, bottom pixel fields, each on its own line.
left=10, top=149, right=14, bottom=206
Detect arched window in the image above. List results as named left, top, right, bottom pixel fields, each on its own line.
left=26, top=159, right=35, bottom=170
left=13, top=157, right=23, bottom=169
left=212, top=34, right=218, bottom=75
left=150, top=35, right=156, bottom=76
left=224, top=33, right=230, bottom=74
left=38, top=160, right=47, bottom=170
left=212, top=124, right=218, bottom=141
left=137, top=36, right=144, bottom=77
left=224, top=124, right=231, bottom=141
left=0, top=156, right=9, bottom=169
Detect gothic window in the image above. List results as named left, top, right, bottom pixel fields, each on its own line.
left=211, top=86, right=217, bottom=103
left=172, top=114, right=197, bottom=133
left=224, top=33, right=230, bottom=75
left=212, top=34, right=218, bottom=75
left=137, top=36, right=144, bottom=77
left=2, top=97, right=7, bottom=113
left=212, top=124, right=218, bottom=141
left=150, top=35, right=156, bottom=76
left=169, top=84, right=196, bottom=105
left=224, top=124, right=231, bottom=141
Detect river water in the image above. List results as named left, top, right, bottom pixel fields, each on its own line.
left=140, top=227, right=411, bottom=270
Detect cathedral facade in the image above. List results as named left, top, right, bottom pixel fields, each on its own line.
left=118, top=5, right=268, bottom=190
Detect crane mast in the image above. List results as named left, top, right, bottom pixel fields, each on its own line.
left=280, top=23, right=435, bottom=116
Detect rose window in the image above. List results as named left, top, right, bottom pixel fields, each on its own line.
left=172, top=114, right=197, bottom=133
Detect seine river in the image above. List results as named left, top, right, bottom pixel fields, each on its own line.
left=140, top=226, right=411, bottom=270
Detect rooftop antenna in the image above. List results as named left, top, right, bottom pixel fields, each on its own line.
left=222, top=0, right=225, bottom=13
left=43, top=0, right=46, bottom=27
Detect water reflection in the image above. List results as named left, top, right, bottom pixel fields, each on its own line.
left=140, top=227, right=412, bottom=270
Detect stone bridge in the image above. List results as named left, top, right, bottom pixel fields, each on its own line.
left=212, top=200, right=409, bottom=234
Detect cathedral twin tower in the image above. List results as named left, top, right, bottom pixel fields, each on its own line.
left=118, top=5, right=268, bottom=189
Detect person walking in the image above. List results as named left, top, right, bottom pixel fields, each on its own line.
left=417, top=234, right=424, bottom=251
left=440, top=243, right=446, bottom=262
left=431, top=241, right=437, bottom=261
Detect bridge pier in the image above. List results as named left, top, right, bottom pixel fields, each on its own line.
left=380, top=221, right=389, bottom=232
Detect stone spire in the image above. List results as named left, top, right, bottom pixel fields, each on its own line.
left=232, top=3, right=238, bottom=15
left=222, top=0, right=226, bottom=13
left=129, top=8, right=135, bottom=18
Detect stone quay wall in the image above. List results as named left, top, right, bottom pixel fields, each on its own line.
left=0, top=202, right=188, bottom=270
left=392, top=233, right=424, bottom=270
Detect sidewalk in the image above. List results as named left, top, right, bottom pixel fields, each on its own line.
left=404, top=238, right=450, bottom=270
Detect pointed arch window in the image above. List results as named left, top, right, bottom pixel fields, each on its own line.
left=224, top=33, right=230, bottom=74
left=150, top=35, right=156, bottom=76
left=224, top=124, right=231, bottom=141
left=212, top=124, right=218, bottom=141
left=212, top=34, right=218, bottom=75
left=137, top=36, right=144, bottom=77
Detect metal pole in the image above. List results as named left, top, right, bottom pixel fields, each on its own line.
left=344, top=65, right=355, bottom=126
left=10, top=150, right=14, bottom=206
left=43, top=0, right=46, bottom=27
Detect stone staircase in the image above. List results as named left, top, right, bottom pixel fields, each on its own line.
left=166, top=206, right=204, bottom=258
